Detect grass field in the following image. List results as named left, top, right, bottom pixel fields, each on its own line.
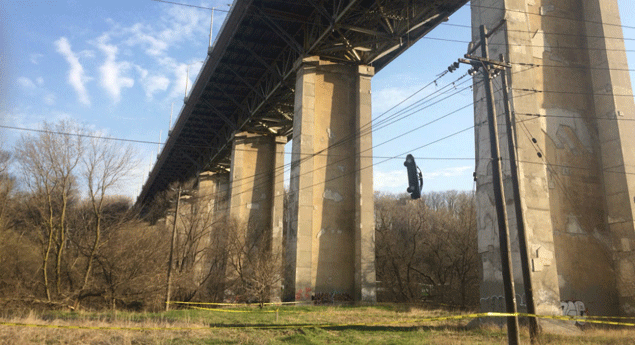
left=1, top=304, right=634, bottom=344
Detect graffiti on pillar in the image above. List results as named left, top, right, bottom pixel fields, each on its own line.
left=561, top=300, right=588, bottom=326
left=480, top=294, right=527, bottom=312
left=480, top=295, right=505, bottom=312
left=295, top=287, right=312, bottom=300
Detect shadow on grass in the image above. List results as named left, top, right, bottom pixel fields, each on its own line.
left=208, top=323, right=469, bottom=333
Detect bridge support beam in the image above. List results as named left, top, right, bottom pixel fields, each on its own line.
left=228, top=133, right=286, bottom=302
left=473, top=0, right=635, bottom=319
left=286, top=56, right=376, bottom=302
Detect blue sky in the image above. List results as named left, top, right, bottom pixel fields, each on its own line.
left=1, top=1, right=634, bottom=199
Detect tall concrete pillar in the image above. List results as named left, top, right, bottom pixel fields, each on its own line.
left=197, top=170, right=230, bottom=300
left=584, top=0, right=635, bottom=315
left=287, top=56, right=376, bottom=302
left=228, top=133, right=286, bottom=301
left=472, top=0, right=635, bottom=317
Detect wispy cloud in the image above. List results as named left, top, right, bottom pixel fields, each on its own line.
left=144, top=75, right=170, bottom=100
left=422, top=166, right=472, bottom=179
left=374, top=165, right=473, bottom=192
left=374, top=169, right=407, bottom=191
left=97, top=35, right=134, bottom=103
left=17, top=77, right=36, bottom=89
left=55, top=37, right=91, bottom=106
left=43, top=93, right=56, bottom=106
left=29, top=53, right=43, bottom=65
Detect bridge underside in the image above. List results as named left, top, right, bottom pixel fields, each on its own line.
left=138, top=0, right=468, bottom=304
left=138, top=0, right=468, bottom=204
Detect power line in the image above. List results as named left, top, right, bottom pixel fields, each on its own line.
left=150, top=0, right=230, bottom=12
left=512, top=88, right=635, bottom=97
left=0, top=125, right=160, bottom=145
left=421, top=36, right=635, bottom=54
left=511, top=61, right=635, bottom=73
left=439, top=22, right=635, bottom=42
left=469, top=2, right=635, bottom=31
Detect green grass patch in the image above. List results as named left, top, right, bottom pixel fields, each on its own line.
left=2, top=305, right=634, bottom=344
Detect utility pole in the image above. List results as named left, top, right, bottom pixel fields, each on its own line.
left=450, top=25, right=520, bottom=344
left=500, top=54, right=539, bottom=343
left=479, top=24, right=520, bottom=345
left=165, top=186, right=181, bottom=311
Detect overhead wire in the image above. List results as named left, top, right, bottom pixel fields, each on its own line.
left=11, top=1, right=635, bottom=205
left=439, top=22, right=635, bottom=41
left=172, top=70, right=519, bottom=210
left=150, top=0, right=230, bottom=12
left=191, top=72, right=481, bottom=206
left=468, top=2, right=635, bottom=31
left=1, top=66, right=474, bottom=206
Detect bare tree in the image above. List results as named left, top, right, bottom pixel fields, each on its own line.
left=79, top=133, right=137, bottom=296
left=15, top=120, right=84, bottom=300
left=93, top=219, right=169, bottom=310
left=0, top=145, right=14, bottom=232
left=375, top=191, right=479, bottom=308
left=158, top=181, right=231, bottom=308
left=224, top=219, right=283, bottom=307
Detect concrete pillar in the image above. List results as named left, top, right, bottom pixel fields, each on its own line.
left=287, top=56, right=376, bottom=302
left=197, top=171, right=230, bottom=300
left=584, top=0, right=635, bottom=315
left=472, top=0, right=635, bottom=318
left=228, top=133, right=286, bottom=301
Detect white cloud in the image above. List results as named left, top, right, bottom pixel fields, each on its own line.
left=143, top=75, right=170, bottom=99
left=422, top=166, right=472, bottom=179
left=30, top=53, right=43, bottom=65
left=17, top=77, right=36, bottom=89
left=96, top=35, right=134, bottom=103
left=167, top=61, right=203, bottom=101
left=81, top=4, right=227, bottom=105
left=124, top=23, right=169, bottom=56
left=36, top=77, right=44, bottom=86
left=372, top=85, right=424, bottom=115
left=374, top=169, right=407, bottom=191
left=374, top=165, right=473, bottom=192
left=43, top=93, right=56, bottom=106
left=54, top=37, right=91, bottom=106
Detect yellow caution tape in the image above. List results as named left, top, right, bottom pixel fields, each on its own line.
left=0, top=321, right=210, bottom=331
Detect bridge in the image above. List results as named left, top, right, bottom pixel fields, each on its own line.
left=138, top=0, right=467, bottom=202
left=139, top=0, right=635, bottom=322
left=138, top=0, right=468, bottom=303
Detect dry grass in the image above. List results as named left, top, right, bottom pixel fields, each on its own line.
left=0, top=305, right=634, bottom=344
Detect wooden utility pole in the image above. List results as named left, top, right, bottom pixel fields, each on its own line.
left=165, top=186, right=181, bottom=311
left=479, top=25, right=520, bottom=345
left=500, top=54, right=539, bottom=343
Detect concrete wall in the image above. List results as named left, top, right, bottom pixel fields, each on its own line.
left=473, top=0, right=635, bottom=316
left=287, top=57, right=376, bottom=302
